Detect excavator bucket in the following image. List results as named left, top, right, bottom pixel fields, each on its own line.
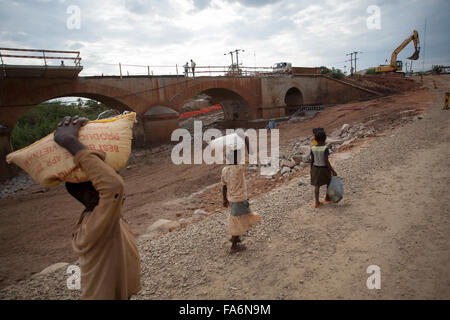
left=408, top=46, right=420, bottom=60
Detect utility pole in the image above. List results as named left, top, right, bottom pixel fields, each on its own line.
left=353, top=51, right=362, bottom=73
left=347, top=51, right=362, bottom=75
left=346, top=52, right=354, bottom=76
left=224, top=51, right=235, bottom=67
left=234, top=49, right=245, bottom=68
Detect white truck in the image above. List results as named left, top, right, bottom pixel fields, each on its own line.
left=272, top=62, right=292, bottom=74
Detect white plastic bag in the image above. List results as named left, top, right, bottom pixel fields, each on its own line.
left=208, top=133, right=245, bottom=151
left=327, top=176, right=344, bottom=203
left=207, top=132, right=246, bottom=163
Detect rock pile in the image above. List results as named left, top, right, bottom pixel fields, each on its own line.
left=0, top=173, right=36, bottom=199
left=272, top=122, right=376, bottom=179
left=330, top=123, right=376, bottom=142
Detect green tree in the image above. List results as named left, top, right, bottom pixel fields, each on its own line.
left=319, top=66, right=345, bottom=79
left=11, top=100, right=108, bottom=150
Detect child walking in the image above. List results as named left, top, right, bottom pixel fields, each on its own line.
left=221, top=148, right=260, bottom=253
left=310, top=130, right=337, bottom=208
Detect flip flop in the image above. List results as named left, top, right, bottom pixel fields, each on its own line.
left=324, top=199, right=333, bottom=203
left=314, top=202, right=323, bottom=208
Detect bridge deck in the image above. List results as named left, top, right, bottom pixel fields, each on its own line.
left=1, top=64, right=83, bottom=79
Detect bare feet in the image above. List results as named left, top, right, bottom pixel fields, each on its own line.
left=229, top=243, right=246, bottom=254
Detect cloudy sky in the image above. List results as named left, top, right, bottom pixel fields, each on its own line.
left=0, top=0, right=449, bottom=76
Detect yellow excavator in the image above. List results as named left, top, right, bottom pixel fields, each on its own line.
left=375, top=30, right=420, bottom=73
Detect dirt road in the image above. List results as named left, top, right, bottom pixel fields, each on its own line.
left=0, top=75, right=448, bottom=299
left=0, top=76, right=427, bottom=290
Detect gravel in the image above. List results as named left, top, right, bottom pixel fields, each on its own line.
left=0, top=173, right=37, bottom=199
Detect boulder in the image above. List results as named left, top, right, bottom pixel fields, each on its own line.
left=193, top=209, right=208, bottom=218
left=298, top=145, right=311, bottom=155
left=292, top=155, right=303, bottom=165
left=32, top=262, right=69, bottom=278
left=281, top=166, right=291, bottom=175
left=280, top=159, right=296, bottom=168
left=178, top=217, right=193, bottom=224
left=146, top=219, right=180, bottom=234
left=340, top=123, right=350, bottom=133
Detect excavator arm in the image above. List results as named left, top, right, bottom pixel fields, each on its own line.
left=390, top=30, right=420, bottom=66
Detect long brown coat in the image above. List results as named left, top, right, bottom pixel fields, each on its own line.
left=72, top=149, right=141, bottom=300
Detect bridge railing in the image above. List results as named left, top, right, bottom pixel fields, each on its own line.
left=84, top=62, right=276, bottom=78
left=0, top=48, right=82, bottom=67
left=0, top=48, right=287, bottom=77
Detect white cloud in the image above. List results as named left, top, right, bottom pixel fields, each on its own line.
left=0, top=0, right=448, bottom=75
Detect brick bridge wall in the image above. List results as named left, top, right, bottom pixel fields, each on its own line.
left=0, top=74, right=378, bottom=179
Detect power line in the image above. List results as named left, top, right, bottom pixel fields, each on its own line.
left=346, top=51, right=362, bottom=76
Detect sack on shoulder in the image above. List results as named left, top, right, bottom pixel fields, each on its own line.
left=6, top=112, right=136, bottom=187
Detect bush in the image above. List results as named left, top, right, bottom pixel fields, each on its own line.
left=319, top=66, right=345, bottom=79
left=11, top=100, right=108, bottom=150
left=365, top=68, right=376, bottom=75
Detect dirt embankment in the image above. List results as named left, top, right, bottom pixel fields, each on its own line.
left=342, top=75, right=423, bottom=95
left=0, top=75, right=440, bottom=292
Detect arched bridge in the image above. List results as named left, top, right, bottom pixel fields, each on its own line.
left=0, top=69, right=379, bottom=179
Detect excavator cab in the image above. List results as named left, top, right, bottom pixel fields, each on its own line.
left=396, top=60, right=403, bottom=71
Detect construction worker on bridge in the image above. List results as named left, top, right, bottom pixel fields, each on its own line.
left=184, top=61, right=189, bottom=77
left=190, top=59, right=196, bottom=78
left=53, top=116, right=141, bottom=300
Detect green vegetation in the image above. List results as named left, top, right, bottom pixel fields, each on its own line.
left=320, top=66, right=346, bottom=79
left=365, top=68, right=377, bottom=75
left=11, top=99, right=108, bottom=150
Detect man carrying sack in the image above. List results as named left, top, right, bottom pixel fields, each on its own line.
left=54, top=115, right=141, bottom=300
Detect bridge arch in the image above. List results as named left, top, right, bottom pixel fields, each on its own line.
left=284, top=86, right=304, bottom=115
left=0, top=80, right=152, bottom=131
left=174, top=80, right=257, bottom=123
left=196, top=88, right=251, bottom=121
